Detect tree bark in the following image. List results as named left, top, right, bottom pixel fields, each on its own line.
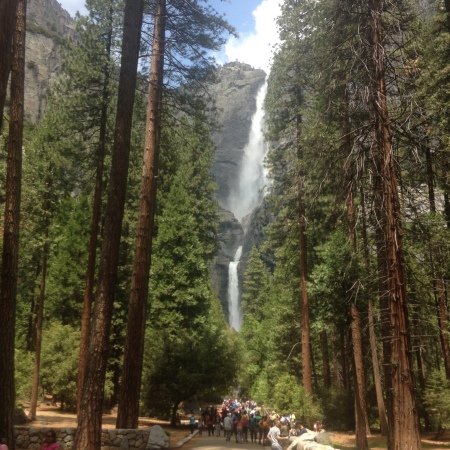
left=0, top=0, right=18, bottom=130
left=77, top=10, right=113, bottom=416
left=116, top=0, right=167, bottom=429
left=351, top=304, right=369, bottom=450
left=29, top=242, right=48, bottom=420
left=368, top=299, right=388, bottom=435
left=368, top=1, right=421, bottom=448
left=0, top=0, right=25, bottom=445
left=75, top=0, right=144, bottom=447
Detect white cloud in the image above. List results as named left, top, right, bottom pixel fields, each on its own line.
left=223, top=0, right=281, bottom=74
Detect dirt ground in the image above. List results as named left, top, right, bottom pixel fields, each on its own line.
left=24, top=406, right=450, bottom=449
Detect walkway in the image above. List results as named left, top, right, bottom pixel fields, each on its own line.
left=186, top=433, right=267, bottom=450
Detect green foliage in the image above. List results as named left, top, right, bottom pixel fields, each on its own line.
left=271, top=373, right=322, bottom=425
left=15, top=349, right=34, bottom=404
left=39, top=323, right=80, bottom=408
left=423, top=369, right=450, bottom=431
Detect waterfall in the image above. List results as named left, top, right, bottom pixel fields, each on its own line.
left=228, top=246, right=243, bottom=331
left=228, top=79, right=269, bottom=222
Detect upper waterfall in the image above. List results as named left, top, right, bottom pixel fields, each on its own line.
left=228, top=79, right=269, bottom=222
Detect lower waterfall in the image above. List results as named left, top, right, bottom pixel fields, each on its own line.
left=228, top=246, right=243, bottom=331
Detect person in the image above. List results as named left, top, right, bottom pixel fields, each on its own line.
left=198, top=416, right=204, bottom=436
left=206, top=413, right=214, bottom=436
left=0, top=438, right=9, bottom=450
left=224, top=413, right=233, bottom=442
left=261, top=416, right=271, bottom=445
left=189, top=414, right=196, bottom=434
left=313, top=421, right=321, bottom=433
left=249, top=413, right=257, bottom=443
left=215, top=414, right=221, bottom=437
left=242, top=411, right=249, bottom=443
left=267, top=420, right=289, bottom=450
left=40, top=430, right=61, bottom=450
left=298, top=424, right=307, bottom=436
left=235, top=413, right=243, bottom=443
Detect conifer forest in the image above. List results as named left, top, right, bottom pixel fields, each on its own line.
left=2, top=1, right=450, bottom=449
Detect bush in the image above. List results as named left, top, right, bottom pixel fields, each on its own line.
left=423, top=368, right=450, bottom=434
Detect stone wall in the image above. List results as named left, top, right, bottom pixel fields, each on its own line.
left=14, top=427, right=150, bottom=450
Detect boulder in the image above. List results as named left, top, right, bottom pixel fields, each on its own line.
left=146, top=426, right=169, bottom=450
left=287, top=431, right=334, bottom=450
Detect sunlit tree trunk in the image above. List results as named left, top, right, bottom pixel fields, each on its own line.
left=116, top=0, right=166, bottom=429
left=75, top=0, right=144, bottom=446
left=368, top=0, right=421, bottom=447
left=0, top=0, right=25, bottom=445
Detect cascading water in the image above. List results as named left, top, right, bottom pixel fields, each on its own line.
left=228, top=79, right=269, bottom=221
left=226, top=79, right=269, bottom=331
left=228, top=246, right=243, bottom=331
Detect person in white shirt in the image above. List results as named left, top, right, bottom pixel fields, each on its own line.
left=267, top=420, right=289, bottom=450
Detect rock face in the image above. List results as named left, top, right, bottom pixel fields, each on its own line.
left=206, top=63, right=268, bottom=321
left=210, top=208, right=244, bottom=321
left=146, top=425, right=169, bottom=450
left=24, top=0, right=76, bottom=122
left=209, top=62, right=266, bottom=209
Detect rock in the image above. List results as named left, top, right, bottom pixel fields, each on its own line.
left=287, top=431, right=334, bottom=450
left=209, top=62, right=266, bottom=207
left=146, top=426, right=169, bottom=450
left=14, top=409, right=30, bottom=425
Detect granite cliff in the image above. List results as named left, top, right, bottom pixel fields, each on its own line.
left=24, top=0, right=75, bottom=122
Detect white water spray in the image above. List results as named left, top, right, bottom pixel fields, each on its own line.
left=228, top=79, right=269, bottom=222
left=228, top=246, right=243, bottom=331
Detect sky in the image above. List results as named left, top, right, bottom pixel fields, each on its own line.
left=58, top=0, right=282, bottom=74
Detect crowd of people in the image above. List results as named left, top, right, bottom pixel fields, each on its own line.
left=189, top=401, right=320, bottom=449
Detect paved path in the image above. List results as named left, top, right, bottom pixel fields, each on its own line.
left=185, top=433, right=269, bottom=450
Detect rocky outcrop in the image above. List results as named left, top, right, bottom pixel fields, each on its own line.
left=209, top=62, right=266, bottom=208
left=24, top=0, right=76, bottom=122
left=211, top=208, right=244, bottom=320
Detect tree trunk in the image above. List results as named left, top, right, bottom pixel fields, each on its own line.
left=341, top=329, right=349, bottom=390
left=368, top=299, right=388, bottom=436
left=361, top=187, right=388, bottom=436
left=74, top=0, right=144, bottom=447
left=116, top=0, right=166, bottom=429
left=170, top=402, right=180, bottom=427
left=346, top=177, right=369, bottom=444
left=351, top=304, right=369, bottom=450
left=0, top=0, right=18, bottom=130
left=368, top=1, right=421, bottom=448
left=77, top=11, right=113, bottom=416
left=29, top=243, right=48, bottom=420
left=0, top=0, right=25, bottom=445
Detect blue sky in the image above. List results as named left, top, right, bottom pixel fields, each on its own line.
left=58, top=0, right=281, bottom=73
